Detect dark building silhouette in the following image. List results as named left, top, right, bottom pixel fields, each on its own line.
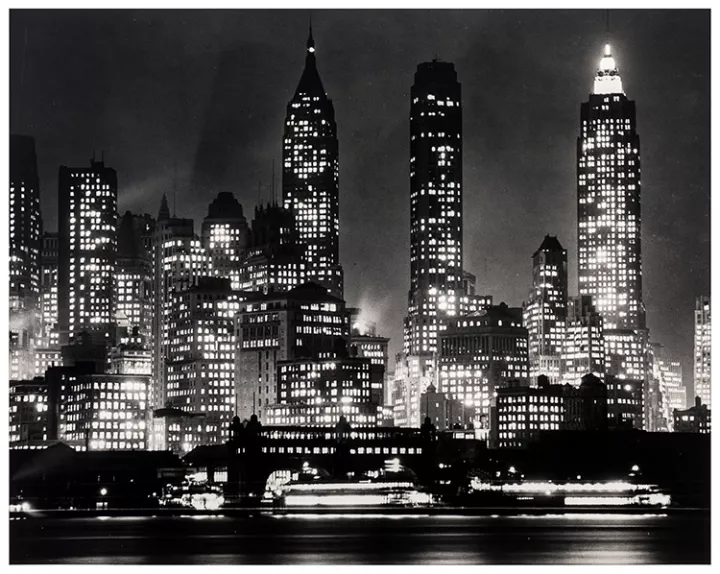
left=673, top=397, right=711, bottom=434
left=282, top=26, right=343, bottom=299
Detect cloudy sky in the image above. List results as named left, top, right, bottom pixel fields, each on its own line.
left=10, top=9, right=710, bottom=387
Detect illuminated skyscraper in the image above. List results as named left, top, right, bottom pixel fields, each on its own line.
left=577, top=44, right=645, bottom=332
left=404, top=60, right=464, bottom=357
left=9, top=135, right=42, bottom=380
left=201, top=192, right=249, bottom=290
left=523, top=235, right=568, bottom=383
left=694, top=296, right=711, bottom=408
left=282, top=26, right=343, bottom=298
left=58, top=159, right=118, bottom=347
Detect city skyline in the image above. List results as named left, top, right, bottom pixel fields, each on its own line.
left=9, top=9, right=709, bottom=386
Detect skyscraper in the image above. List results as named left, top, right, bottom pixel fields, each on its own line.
left=404, top=60, right=464, bottom=357
left=694, top=296, right=711, bottom=408
left=282, top=26, right=343, bottom=298
left=577, top=44, right=644, bottom=332
left=524, top=235, right=568, bottom=383
left=9, top=135, right=42, bottom=380
left=577, top=44, right=648, bottom=428
left=58, top=159, right=118, bottom=347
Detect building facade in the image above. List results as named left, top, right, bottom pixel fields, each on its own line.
left=165, top=277, right=240, bottom=451
left=693, top=296, right=711, bottom=408
left=9, top=378, right=50, bottom=449
left=673, top=397, right=711, bottom=434
left=268, top=357, right=379, bottom=427
left=282, top=27, right=343, bottom=298
left=523, top=235, right=568, bottom=383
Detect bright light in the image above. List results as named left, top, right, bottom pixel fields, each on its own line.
left=509, top=466, right=517, bottom=474
left=631, top=465, right=640, bottom=472
left=100, top=488, right=108, bottom=496
left=20, top=501, right=32, bottom=512
left=385, top=458, right=401, bottom=473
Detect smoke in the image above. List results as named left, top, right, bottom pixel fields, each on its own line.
left=352, top=288, right=395, bottom=337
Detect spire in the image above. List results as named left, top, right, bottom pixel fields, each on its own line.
left=158, top=193, right=170, bottom=222
left=294, top=22, right=325, bottom=97
left=593, top=43, right=624, bottom=95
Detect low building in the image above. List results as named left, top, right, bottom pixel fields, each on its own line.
left=674, top=397, right=711, bottom=434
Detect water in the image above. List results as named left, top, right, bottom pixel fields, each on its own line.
left=10, top=511, right=710, bottom=564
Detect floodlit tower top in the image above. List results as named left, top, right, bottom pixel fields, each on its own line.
left=593, top=43, right=624, bottom=95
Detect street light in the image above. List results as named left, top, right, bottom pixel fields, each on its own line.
left=100, top=488, right=108, bottom=496
left=631, top=465, right=640, bottom=473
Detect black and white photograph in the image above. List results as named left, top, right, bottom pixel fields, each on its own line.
left=5, top=3, right=712, bottom=565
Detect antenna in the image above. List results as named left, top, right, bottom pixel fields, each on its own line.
left=605, top=9, right=612, bottom=49
left=257, top=181, right=261, bottom=207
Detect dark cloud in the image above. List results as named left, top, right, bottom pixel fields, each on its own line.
left=10, top=9, right=709, bottom=387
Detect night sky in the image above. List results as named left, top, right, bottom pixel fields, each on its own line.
left=9, top=9, right=710, bottom=387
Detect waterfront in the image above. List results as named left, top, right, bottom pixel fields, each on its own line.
left=10, top=511, right=710, bottom=564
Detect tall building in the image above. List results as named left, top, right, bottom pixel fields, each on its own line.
left=404, top=60, right=464, bottom=357
left=523, top=235, right=568, bottom=383
left=201, top=192, right=249, bottom=290
left=117, top=211, right=154, bottom=344
left=165, top=277, right=240, bottom=451
left=694, top=296, right=711, bottom=408
left=437, top=303, right=530, bottom=429
left=282, top=26, right=343, bottom=298
left=577, top=44, right=645, bottom=332
left=238, top=202, right=306, bottom=293
left=58, top=159, right=118, bottom=347
left=9, top=135, right=42, bottom=380
left=562, top=296, right=605, bottom=385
